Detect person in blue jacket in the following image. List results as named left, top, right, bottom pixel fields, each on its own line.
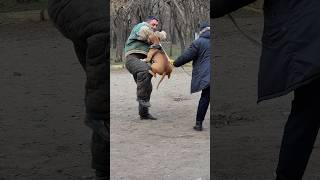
left=173, top=21, right=211, bottom=131
left=212, top=0, right=320, bottom=179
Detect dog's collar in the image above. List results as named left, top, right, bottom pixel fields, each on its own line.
left=150, top=44, right=162, bottom=50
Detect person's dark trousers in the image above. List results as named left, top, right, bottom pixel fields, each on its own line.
left=73, top=35, right=109, bottom=178
left=125, top=54, right=153, bottom=103
left=196, top=86, right=210, bottom=123
left=276, top=78, right=320, bottom=180
left=48, top=0, right=109, bottom=177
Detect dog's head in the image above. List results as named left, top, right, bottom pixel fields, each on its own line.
left=154, top=31, right=167, bottom=41
left=148, top=34, right=160, bottom=44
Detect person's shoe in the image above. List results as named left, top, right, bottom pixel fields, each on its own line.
left=140, top=114, right=157, bottom=120
left=95, top=176, right=107, bottom=180
left=139, top=104, right=156, bottom=120
left=95, top=170, right=107, bottom=180
left=193, top=121, right=203, bottom=131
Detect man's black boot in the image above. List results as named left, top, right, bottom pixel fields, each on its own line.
left=139, top=105, right=157, bottom=120
left=95, top=169, right=107, bottom=180
left=193, top=121, right=203, bottom=131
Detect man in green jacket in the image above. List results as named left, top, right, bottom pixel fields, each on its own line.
left=124, top=16, right=166, bottom=120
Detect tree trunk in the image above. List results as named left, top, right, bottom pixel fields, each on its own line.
left=115, top=24, right=124, bottom=63
left=169, top=7, right=173, bottom=56
left=112, top=31, right=117, bottom=49
left=115, top=36, right=123, bottom=63
left=175, top=23, right=185, bottom=54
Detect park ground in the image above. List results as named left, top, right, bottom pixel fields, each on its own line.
left=0, top=20, right=210, bottom=180
left=212, top=9, right=320, bottom=180
left=1, top=8, right=320, bottom=180
left=110, top=68, right=210, bottom=180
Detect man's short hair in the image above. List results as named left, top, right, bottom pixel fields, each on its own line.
left=146, top=16, right=159, bottom=22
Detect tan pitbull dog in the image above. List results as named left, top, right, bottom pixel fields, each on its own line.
left=145, top=33, right=173, bottom=89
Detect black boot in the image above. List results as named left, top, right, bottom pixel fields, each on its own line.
left=95, top=169, right=107, bottom=180
left=139, top=105, right=157, bottom=120
left=193, top=121, right=203, bottom=131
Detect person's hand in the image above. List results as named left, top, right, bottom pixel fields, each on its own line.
left=168, top=58, right=174, bottom=66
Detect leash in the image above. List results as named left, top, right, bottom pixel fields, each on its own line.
left=179, top=14, right=262, bottom=78
left=227, top=14, right=262, bottom=47
left=180, top=65, right=192, bottom=77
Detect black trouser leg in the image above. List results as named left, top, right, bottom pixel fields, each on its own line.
left=276, top=79, right=320, bottom=180
left=136, top=71, right=153, bottom=102
left=82, top=33, right=109, bottom=175
left=196, top=86, right=210, bottom=123
left=91, top=130, right=108, bottom=179
left=48, top=2, right=109, bottom=177
left=139, top=104, right=147, bottom=116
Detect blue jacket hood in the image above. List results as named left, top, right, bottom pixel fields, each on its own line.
left=200, top=30, right=210, bottom=39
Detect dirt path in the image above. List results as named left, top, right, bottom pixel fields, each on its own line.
left=0, top=22, right=94, bottom=180
left=0, top=21, right=210, bottom=180
left=3, top=10, right=317, bottom=180
left=212, top=10, right=320, bottom=180
left=110, top=68, right=210, bottom=180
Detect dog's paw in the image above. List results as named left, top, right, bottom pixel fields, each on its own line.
left=155, top=31, right=167, bottom=41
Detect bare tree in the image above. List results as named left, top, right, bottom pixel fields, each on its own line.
left=111, top=0, right=209, bottom=62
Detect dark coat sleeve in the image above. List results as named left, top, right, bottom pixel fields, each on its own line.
left=173, top=42, right=199, bottom=67
left=211, top=0, right=257, bottom=18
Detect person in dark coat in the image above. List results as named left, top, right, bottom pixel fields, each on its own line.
left=47, top=1, right=108, bottom=179
left=173, top=21, right=211, bottom=131
left=212, top=0, right=320, bottom=179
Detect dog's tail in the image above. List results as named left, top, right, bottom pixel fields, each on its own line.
left=156, top=72, right=166, bottom=89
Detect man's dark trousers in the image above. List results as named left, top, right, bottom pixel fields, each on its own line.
left=276, top=78, right=320, bottom=180
left=125, top=54, right=153, bottom=103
